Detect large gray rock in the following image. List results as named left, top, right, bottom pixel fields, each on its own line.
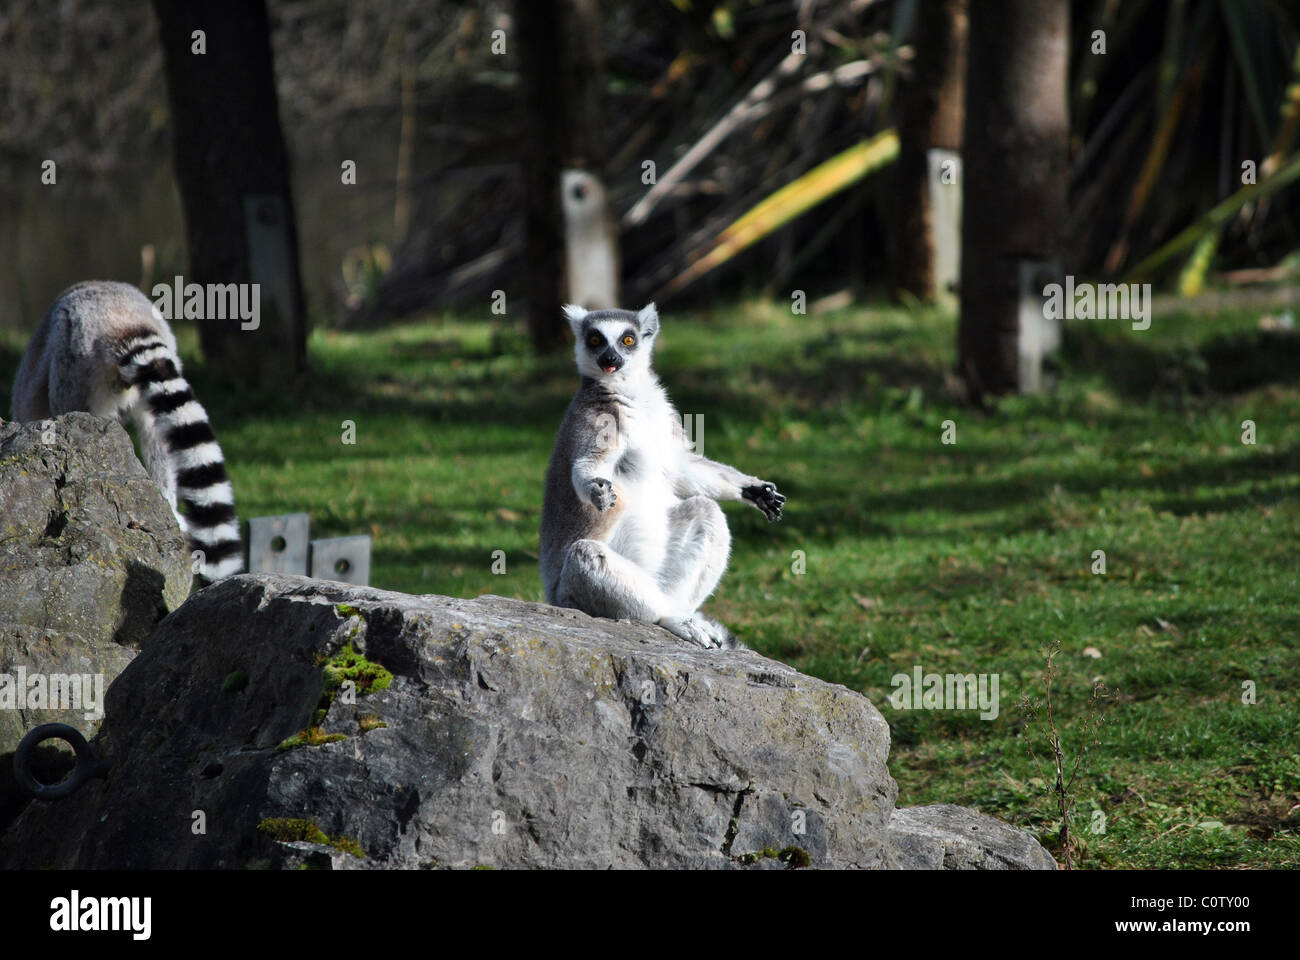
left=887, top=804, right=1058, bottom=870
left=0, top=413, right=192, bottom=646
left=0, top=413, right=191, bottom=828
left=0, top=574, right=1054, bottom=869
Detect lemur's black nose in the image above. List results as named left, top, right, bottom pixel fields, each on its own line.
left=597, top=350, right=622, bottom=373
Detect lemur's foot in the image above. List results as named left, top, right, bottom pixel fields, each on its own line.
left=658, top=614, right=737, bottom=650
left=691, top=614, right=738, bottom=649
left=586, top=477, right=617, bottom=511
left=742, top=482, right=786, bottom=521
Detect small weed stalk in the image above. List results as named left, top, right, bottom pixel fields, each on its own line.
left=1019, top=640, right=1116, bottom=869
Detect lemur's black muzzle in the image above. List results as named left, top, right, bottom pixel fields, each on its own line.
left=597, top=350, right=623, bottom=374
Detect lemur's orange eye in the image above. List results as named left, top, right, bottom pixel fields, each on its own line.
left=588, top=335, right=601, bottom=347
left=622, top=335, right=636, bottom=346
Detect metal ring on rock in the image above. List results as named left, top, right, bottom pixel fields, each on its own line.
left=12, top=723, right=108, bottom=801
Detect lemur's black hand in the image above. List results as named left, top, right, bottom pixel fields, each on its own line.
left=586, top=477, right=617, bottom=511
left=742, top=482, right=785, bottom=521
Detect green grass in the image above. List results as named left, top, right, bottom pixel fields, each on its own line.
left=4, top=297, right=1298, bottom=868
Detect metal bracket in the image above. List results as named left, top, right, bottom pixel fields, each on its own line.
left=1018, top=259, right=1063, bottom=395
left=247, top=512, right=311, bottom=575
left=309, top=535, right=371, bottom=586
left=926, top=147, right=963, bottom=307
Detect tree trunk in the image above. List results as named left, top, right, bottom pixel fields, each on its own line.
left=888, top=0, right=968, bottom=303
left=561, top=0, right=620, bottom=310
left=515, top=0, right=568, bottom=352
left=394, top=61, right=416, bottom=247
left=151, top=0, right=307, bottom=383
left=958, top=0, right=1069, bottom=401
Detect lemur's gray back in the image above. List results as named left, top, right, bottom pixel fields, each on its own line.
left=540, top=379, right=628, bottom=602
left=11, top=281, right=243, bottom=582
left=12, top=281, right=172, bottom=423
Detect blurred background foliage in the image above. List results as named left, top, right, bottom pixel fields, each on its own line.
left=0, top=0, right=1296, bottom=333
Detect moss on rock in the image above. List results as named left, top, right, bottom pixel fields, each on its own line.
left=257, top=817, right=367, bottom=859
left=306, top=642, right=394, bottom=725
left=276, top=726, right=347, bottom=752
left=737, top=845, right=812, bottom=868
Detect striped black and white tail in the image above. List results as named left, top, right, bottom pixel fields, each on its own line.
left=116, top=332, right=244, bottom=582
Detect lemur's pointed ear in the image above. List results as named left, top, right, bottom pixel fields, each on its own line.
left=563, top=304, right=588, bottom=334
left=636, top=303, right=659, bottom=337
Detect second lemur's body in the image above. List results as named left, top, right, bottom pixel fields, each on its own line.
left=540, top=304, right=785, bottom=648
left=10, top=281, right=243, bottom=582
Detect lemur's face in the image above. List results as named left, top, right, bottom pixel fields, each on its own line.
left=564, top=304, right=659, bottom=380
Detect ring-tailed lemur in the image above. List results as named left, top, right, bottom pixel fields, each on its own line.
left=540, top=303, right=786, bottom=649
left=10, top=281, right=243, bottom=582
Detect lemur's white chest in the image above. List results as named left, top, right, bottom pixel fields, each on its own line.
left=607, top=385, right=681, bottom=569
